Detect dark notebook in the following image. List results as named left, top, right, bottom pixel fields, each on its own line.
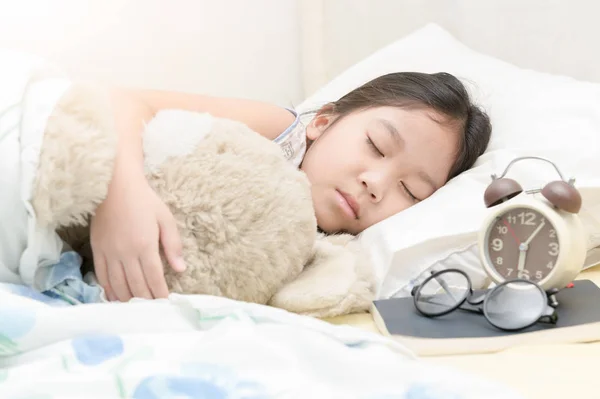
left=370, top=279, right=600, bottom=356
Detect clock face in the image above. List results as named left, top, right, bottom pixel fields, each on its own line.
left=485, top=207, right=560, bottom=283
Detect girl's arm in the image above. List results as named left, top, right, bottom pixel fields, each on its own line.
left=91, top=87, right=295, bottom=301
left=124, top=87, right=296, bottom=140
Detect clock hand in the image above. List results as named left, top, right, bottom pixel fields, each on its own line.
left=515, top=221, right=545, bottom=279
left=503, top=219, right=521, bottom=245
left=517, top=249, right=527, bottom=273
left=524, top=220, right=546, bottom=246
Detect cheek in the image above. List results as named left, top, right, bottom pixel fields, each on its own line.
left=383, top=196, right=412, bottom=217
left=304, top=132, right=361, bottom=175
left=362, top=194, right=413, bottom=230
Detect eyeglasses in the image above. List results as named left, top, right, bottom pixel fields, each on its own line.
left=410, top=269, right=559, bottom=331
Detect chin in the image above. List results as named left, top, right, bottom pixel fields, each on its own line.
left=316, top=218, right=360, bottom=236
left=317, top=225, right=359, bottom=237
left=315, top=222, right=336, bottom=235
left=315, top=214, right=340, bottom=235
left=314, top=202, right=361, bottom=235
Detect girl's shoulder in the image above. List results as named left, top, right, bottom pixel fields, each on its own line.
left=272, top=108, right=307, bottom=168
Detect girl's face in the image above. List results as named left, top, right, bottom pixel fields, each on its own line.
left=301, top=106, right=459, bottom=235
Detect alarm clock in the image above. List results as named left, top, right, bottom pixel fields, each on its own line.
left=478, top=156, right=587, bottom=291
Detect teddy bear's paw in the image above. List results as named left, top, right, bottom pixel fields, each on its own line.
left=32, top=82, right=117, bottom=228
left=269, top=239, right=377, bottom=318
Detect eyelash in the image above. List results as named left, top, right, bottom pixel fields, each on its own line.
left=366, top=135, right=419, bottom=202
left=366, top=137, right=384, bottom=157
left=401, top=182, right=419, bottom=202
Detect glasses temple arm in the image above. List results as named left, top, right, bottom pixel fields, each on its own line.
left=433, top=276, right=463, bottom=303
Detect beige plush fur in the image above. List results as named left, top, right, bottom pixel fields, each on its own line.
left=32, top=83, right=117, bottom=229
left=31, top=82, right=376, bottom=317
left=147, top=115, right=317, bottom=303
left=269, top=233, right=377, bottom=318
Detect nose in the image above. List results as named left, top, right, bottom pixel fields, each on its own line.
left=360, top=171, right=386, bottom=203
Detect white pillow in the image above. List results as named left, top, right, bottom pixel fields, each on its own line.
left=297, top=23, right=600, bottom=298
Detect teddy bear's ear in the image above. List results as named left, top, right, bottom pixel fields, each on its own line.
left=268, top=236, right=376, bottom=319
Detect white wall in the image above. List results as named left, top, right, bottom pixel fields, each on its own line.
left=300, top=0, right=600, bottom=97
left=1, top=0, right=599, bottom=105
left=0, top=0, right=303, bottom=106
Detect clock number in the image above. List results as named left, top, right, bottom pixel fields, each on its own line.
left=496, top=257, right=503, bottom=265
left=491, top=238, right=503, bottom=251
left=518, top=211, right=536, bottom=226
left=506, top=268, right=513, bottom=277
left=507, top=215, right=517, bottom=224
left=546, top=261, right=554, bottom=269
left=548, top=242, right=559, bottom=256
left=518, top=270, right=530, bottom=280
left=497, top=225, right=508, bottom=235
left=549, top=229, right=556, bottom=238
left=535, top=271, right=543, bottom=280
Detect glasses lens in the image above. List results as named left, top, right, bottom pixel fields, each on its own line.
left=414, top=270, right=469, bottom=316
left=484, top=280, right=546, bottom=330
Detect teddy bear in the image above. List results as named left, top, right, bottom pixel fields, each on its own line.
left=29, top=82, right=376, bottom=318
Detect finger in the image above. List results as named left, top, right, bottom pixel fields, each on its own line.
left=105, top=285, right=117, bottom=302
left=93, top=252, right=113, bottom=300
left=140, top=252, right=170, bottom=299
left=122, top=258, right=153, bottom=299
left=108, top=260, right=133, bottom=302
left=158, top=211, right=186, bottom=272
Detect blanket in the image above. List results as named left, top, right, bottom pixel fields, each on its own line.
left=0, top=285, right=524, bottom=398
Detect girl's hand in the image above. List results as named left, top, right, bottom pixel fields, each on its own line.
left=90, top=168, right=186, bottom=302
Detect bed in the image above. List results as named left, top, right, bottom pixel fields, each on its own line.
left=325, top=263, right=600, bottom=399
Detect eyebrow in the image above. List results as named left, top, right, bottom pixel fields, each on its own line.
left=378, top=118, right=403, bottom=147
left=377, top=118, right=440, bottom=194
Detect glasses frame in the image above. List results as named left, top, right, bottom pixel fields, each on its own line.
left=411, top=268, right=559, bottom=331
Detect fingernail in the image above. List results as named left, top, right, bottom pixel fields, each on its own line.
left=175, top=256, right=186, bottom=272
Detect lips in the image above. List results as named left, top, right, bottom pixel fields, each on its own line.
left=338, top=190, right=360, bottom=219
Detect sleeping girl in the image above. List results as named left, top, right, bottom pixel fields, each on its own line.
left=93, top=71, right=492, bottom=302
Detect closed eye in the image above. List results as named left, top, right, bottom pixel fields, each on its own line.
left=366, top=136, right=384, bottom=157
left=401, top=181, right=421, bottom=203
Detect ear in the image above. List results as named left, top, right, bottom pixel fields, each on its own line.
left=306, top=104, right=336, bottom=141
